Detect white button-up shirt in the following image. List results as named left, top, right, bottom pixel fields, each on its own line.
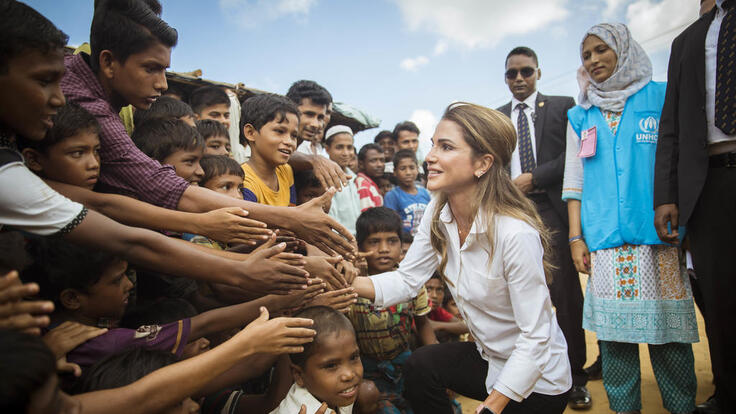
left=705, top=0, right=736, bottom=144
left=370, top=199, right=571, bottom=401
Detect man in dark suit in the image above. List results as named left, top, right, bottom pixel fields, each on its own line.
left=654, top=1, right=735, bottom=412
left=497, top=46, right=590, bottom=410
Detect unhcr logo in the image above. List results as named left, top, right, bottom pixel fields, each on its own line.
left=636, top=116, right=659, bottom=144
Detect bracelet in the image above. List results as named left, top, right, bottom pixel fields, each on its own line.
left=568, top=235, right=584, bottom=245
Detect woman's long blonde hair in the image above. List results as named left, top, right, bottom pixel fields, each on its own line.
left=429, top=102, right=555, bottom=283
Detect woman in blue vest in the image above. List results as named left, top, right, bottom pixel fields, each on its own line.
left=562, top=23, right=698, bottom=414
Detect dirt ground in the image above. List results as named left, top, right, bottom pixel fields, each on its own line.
left=456, top=274, right=714, bottom=414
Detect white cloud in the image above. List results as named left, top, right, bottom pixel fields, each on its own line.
left=602, top=0, right=627, bottom=18
left=433, top=40, right=448, bottom=56
left=395, top=0, right=569, bottom=50
left=399, top=55, right=430, bottom=71
left=219, top=0, right=318, bottom=28
left=409, top=109, right=439, bottom=156
left=626, top=0, right=699, bottom=53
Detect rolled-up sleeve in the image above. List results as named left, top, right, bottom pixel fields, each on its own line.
left=492, top=229, right=554, bottom=401
left=562, top=121, right=583, bottom=201
left=371, top=200, right=439, bottom=307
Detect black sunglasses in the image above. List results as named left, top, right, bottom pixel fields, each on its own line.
left=505, top=67, right=537, bottom=79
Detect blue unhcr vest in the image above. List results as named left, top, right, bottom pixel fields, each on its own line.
left=567, top=81, right=682, bottom=252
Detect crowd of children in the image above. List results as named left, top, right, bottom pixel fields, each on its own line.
left=0, top=1, right=449, bottom=413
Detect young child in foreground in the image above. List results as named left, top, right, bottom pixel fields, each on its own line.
left=346, top=207, right=436, bottom=414
left=240, top=93, right=299, bottom=206
left=383, top=149, right=430, bottom=236
left=132, top=118, right=205, bottom=185
left=271, top=306, right=362, bottom=414
left=197, top=118, right=232, bottom=156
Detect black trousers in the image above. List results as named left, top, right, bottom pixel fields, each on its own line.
left=530, top=194, right=588, bottom=386
left=688, top=165, right=736, bottom=412
left=403, top=342, right=570, bottom=413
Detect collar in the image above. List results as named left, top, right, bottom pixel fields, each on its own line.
left=511, top=90, right=538, bottom=111
left=276, top=383, right=353, bottom=414
left=68, top=53, right=108, bottom=104
left=438, top=202, right=487, bottom=234
left=716, top=0, right=726, bottom=10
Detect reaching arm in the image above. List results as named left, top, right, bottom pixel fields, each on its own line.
left=289, top=151, right=349, bottom=191
left=415, top=314, right=438, bottom=346
left=76, top=308, right=315, bottom=414
left=65, top=210, right=310, bottom=295
left=428, top=319, right=468, bottom=335
left=46, top=180, right=271, bottom=244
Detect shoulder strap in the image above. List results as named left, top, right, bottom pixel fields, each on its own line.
left=0, top=148, right=23, bottom=168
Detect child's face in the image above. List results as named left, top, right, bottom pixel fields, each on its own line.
left=425, top=278, right=445, bottom=311
left=104, top=42, right=171, bottom=110
left=394, top=157, right=418, bottom=189
left=445, top=298, right=460, bottom=319
left=376, top=137, right=396, bottom=160
left=297, top=183, right=330, bottom=212
left=297, top=98, right=327, bottom=144
left=77, top=259, right=133, bottom=322
left=358, top=149, right=385, bottom=179
left=360, top=231, right=402, bottom=274
left=325, top=133, right=355, bottom=169
left=0, top=48, right=65, bottom=141
left=293, top=330, right=363, bottom=410
left=162, top=148, right=205, bottom=185
left=204, top=134, right=231, bottom=156
left=396, top=130, right=419, bottom=154
left=246, top=113, right=299, bottom=167
left=376, top=177, right=392, bottom=197
left=27, top=129, right=101, bottom=190
left=347, top=153, right=358, bottom=173
left=196, top=103, right=231, bottom=129
left=400, top=240, right=411, bottom=261
left=203, top=173, right=244, bottom=199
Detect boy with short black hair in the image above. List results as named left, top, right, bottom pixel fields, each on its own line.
left=323, top=125, right=361, bottom=235
left=383, top=149, right=430, bottom=236
left=190, top=86, right=231, bottom=128
left=295, top=170, right=329, bottom=212
left=373, top=130, right=396, bottom=174
left=239, top=93, right=299, bottom=206
left=197, top=119, right=231, bottom=156
left=347, top=207, right=436, bottom=413
left=375, top=174, right=393, bottom=198
left=133, top=95, right=196, bottom=128
left=132, top=118, right=205, bottom=185
left=199, top=154, right=243, bottom=199
left=391, top=121, right=420, bottom=156
left=355, top=144, right=384, bottom=211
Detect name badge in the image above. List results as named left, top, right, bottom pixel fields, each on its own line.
left=578, top=126, right=597, bottom=158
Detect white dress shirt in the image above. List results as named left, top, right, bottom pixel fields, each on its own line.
left=705, top=0, right=736, bottom=144
left=270, top=383, right=353, bottom=414
left=370, top=199, right=571, bottom=402
left=509, top=91, right=539, bottom=179
left=297, top=140, right=330, bottom=158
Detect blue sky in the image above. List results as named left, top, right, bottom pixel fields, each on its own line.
left=28, top=0, right=699, bottom=153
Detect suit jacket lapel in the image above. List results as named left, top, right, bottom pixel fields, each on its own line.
left=694, top=9, right=717, bottom=97
left=499, top=102, right=512, bottom=117
left=534, top=93, right=547, bottom=153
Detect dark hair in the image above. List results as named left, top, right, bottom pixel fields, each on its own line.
left=120, top=297, right=196, bottom=328
left=392, top=121, right=420, bottom=138
left=0, top=232, right=31, bottom=274
left=0, top=330, right=57, bottom=412
left=90, top=0, right=178, bottom=72
left=16, top=103, right=100, bottom=153
left=506, top=46, right=539, bottom=67
left=132, top=118, right=203, bottom=162
left=285, top=80, right=332, bottom=106
left=23, top=239, right=118, bottom=307
left=199, top=154, right=244, bottom=187
left=373, top=130, right=394, bottom=144
left=294, top=170, right=322, bottom=197
left=189, top=86, right=230, bottom=115
left=289, top=306, right=355, bottom=368
left=133, top=96, right=194, bottom=127
left=75, top=347, right=177, bottom=393
left=392, top=148, right=417, bottom=167
left=356, top=207, right=403, bottom=247
left=239, top=93, right=299, bottom=145
left=0, top=0, right=68, bottom=74
left=196, top=119, right=229, bottom=141
left=400, top=230, right=413, bottom=245
left=357, top=143, right=382, bottom=162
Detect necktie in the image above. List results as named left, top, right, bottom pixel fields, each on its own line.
left=516, top=103, right=535, bottom=172
left=715, top=1, right=735, bottom=135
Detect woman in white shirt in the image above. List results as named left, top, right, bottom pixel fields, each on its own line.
left=352, top=102, right=571, bottom=414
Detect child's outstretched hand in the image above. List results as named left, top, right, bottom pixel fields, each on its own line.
left=299, top=402, right=329, bottom=414
left=42, top=321, right=107, bottom=377
left=303, top=255, right=348, bottom=290
left=0, top=270, right=54, bottom=335
left=292, top=188, right=357, bottom=260
left=337, top=259, right=359, bottom=285
left=237, top=307, right=315, bottom=355
left=307, top=287, right=358, bottom=313
left=197, top=207, right=272, bottom=245
left=238, top=234, right=311, bottom=295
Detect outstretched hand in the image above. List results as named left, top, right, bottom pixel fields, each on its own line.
left=238, top=234, right=310, bottom=295
left=299, top=403, right=329, bottom=414
left=291, top=188, right=357, bottom=259
left=43, top=321, right=107, bottom=376
left=311, top=154, right=349, bottom=192
left=0, top=271, right=54, bottom=335
left=197, top=207, right=272, bottom=245
left=237, top=307, right=316, bottom=355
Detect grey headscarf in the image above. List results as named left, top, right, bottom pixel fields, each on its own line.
left=577, top=23, right=652, bottom=112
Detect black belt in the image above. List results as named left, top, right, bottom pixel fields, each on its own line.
left=709, top=151, right=736, bottom=168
